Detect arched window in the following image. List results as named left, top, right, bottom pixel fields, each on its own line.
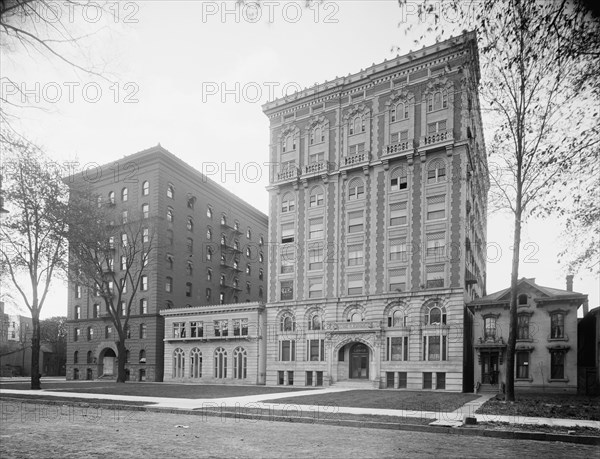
left=206, top=247, right=212, bottom=261
left=259, top=286, right=264, bottom=297
left=220, top=274, right=226, bottom=286
left=349, top=311, right=362, bottom=322
left=167, top=184, right=174, bottom=199
left=207, top=206, right=213, bottom=219
left=391, top=102, right=409, bottom=122
left=214, top=347, right=227, bottom=379
left=97, top=195, right=102, bottom=207
left=350, top=115, right=365, bottom=135
left=259, top=236, right=264, bottom=246
left=173, top=348, right=185, bottom=378
left=108, top=191, right=115, bottom=204
left=308, top=313, right=321, bottom=331
left=282, top=134, right=295, bottom=152
left=233, top=347, right=247, bottom=379
left=427, top=159, right=446, bottom=184
left=206, top=227, right=212, bottom=240
left=87, top=350, right=93, bottom=364
left=139, top=324, right=147, bottom=339
left=166, top=208, right=174, bottom=223
left=142, top=203, right=149, bottom=219
left=87, top=326, right=93, bottom=340
left=281, top=193, right=295, bottom=213
left=142, top=181, right=149, bottom=196
left=388, top=309, right=406, bottom=327
left=73, top=351, right=79, bottom=364
left=125, top=350, right=130, bottom=363
left=280, top=314, right=296, bottom=332
left=139, top=349, right=146, bottom=363
left=309, top=187, right=324, bottom=207
left=427, top=90, right=448, bottom=112
left=246, top=247, right=251, bottom=258
left=121, top=187, right=128, bottom=202
left=190, top=347, right=202, bottom=378
left=310, top=126, right=324, bottom=145
left=426, top=303, right=447, bottom=325
left=348, top=178, right=364, bottom=200
left=246, top=228, right=251, bottom=239
left=221, top=214, right=227, bottom=226
left=140, top=298, right=148, bottom=314
left=484, top=316, right=497, bottom=340
left=390, top=167, right=408, bottom=191
left=187, top=217, right=194, bottom=232
left=186, top=261, right=193, bottom=276
left=220, top=233, right=227, bottom=246
left=165, top=276, right=173, bottom=292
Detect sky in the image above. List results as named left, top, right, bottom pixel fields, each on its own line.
left=1, top=1, right=598, bottom=318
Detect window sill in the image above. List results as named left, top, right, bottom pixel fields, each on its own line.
left=515, top=377, right=533, bottom=383
left=547, top=378, right=569, bottom=383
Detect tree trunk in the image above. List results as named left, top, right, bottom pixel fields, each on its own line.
left=116, top=339, right=127, bottom=383
left=505, top=206, right=522, bottom=402
left=30, top=314, right=41, bottom=390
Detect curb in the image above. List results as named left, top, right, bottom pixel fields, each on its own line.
left=1, top=395, right=598, bottom=446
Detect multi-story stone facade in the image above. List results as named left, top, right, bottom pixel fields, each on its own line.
left=469, top=277, right=587, bottom=393
left=66, top=146, right=268, bottom=382
left=262, top=31, right=488, bottom=391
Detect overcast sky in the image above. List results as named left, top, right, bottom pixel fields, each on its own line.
left=1, top=1, right=597, bottom=318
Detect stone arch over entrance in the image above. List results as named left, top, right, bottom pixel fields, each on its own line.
left=332, top=337, right=377, bottom=383
left=98, top=347, right=117, bottom=377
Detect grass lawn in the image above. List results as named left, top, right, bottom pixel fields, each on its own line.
left=0, top=380, right=314, bottom=399
left=476, top=393, right=600, bottom=420
left=260, top=390, right=479, bottom=412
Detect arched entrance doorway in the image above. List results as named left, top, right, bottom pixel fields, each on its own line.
left=349, top=343, right=369, bottom=379
left=99, top=348, right=117, bottom=377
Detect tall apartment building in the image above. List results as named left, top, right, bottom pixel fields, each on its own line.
left=66, top=146, right=268, bottom=382
left=262, top=32, right=488, bottom=391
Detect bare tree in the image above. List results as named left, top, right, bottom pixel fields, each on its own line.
left=0, top=138, right=71, bottom=389
left=398, top=0, right=599, bottom=400
left=67, top=188, right=157, bottom=383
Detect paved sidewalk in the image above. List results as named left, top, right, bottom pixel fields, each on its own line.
left=1, top=387, right=599, bottom=429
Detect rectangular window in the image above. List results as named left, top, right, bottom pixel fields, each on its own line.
left=280, top=249, right=295, bottom=274
left=389, top=201, right=408, bottom=226
left=347, top=273, right=363, bottom=295
left=310, top=192, right=324, bottom=207
left=241, top=318, right=248, bottom=336
left=278, top=371, right=284, bottom=385
left=287, top=371, right=294, bottom=386
left=281, top=223, right=295, bottom=244
left=390, top=130, right=409, bottom=144
left=190, top=321, right=203, bottom=338
left=550, top=350, right=565, bottom=379
left=173, top=322, right=186, bottom=339
left=308, top=244, right=324, bottom=270
left=390, top=337, right=403, bottom=361
left=308, top=277, right=323, bottom=299
left=436, top=372, right=446, bottom=390
left=426, top=264, right=445, bottom=288
left=517, top=315, right=530, bottom=340
left=423, top=372, right=432, bottom=389
left=213, top=320, right=228, bottom=337
left=348, top=143, right=365, bottom=155
left=389, top=268, right=406, bottom=292
left=74, top=328, right=80, bottom=342
left=398, top=372, right=407, bottom=388
left=280, top=340, right=296, bottom=361
left=316, top=371, right=323, bottom=386
left=551, top=313, right=565, bottom=339
left=347, top=244, right=364, bottom=266
left=309, top=152, right=324, bottom=164
left=306, top=371, right=313, bottom=386
left=233, top=319, right=241, bottom=336
left=428, top=335, right=440, bottom=361
left=386, top=372, right=395, bottom=388
left=427, top=195, right=446, bottom=220
left=281, top=280, right=293, bottom=300
left=426, top=232, right=445, bottom=258
left=516, top=351, right=529, bottom=379
left=427, top=119, right=447, bottom=134
left=389, top=238, right=407, bottom=262
left=308, top=218, right=324, bottom=240
left=307, top=339, right=325, bottom=361
left=348, top=211, right=364, bottom=233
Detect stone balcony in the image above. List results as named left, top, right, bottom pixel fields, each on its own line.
left=324, top=320, right=382, bottom=333
left=385, top=139, right=413, bottom=156
left=340, top=151, right=370, bottom=171
left=303, top=161, right=331, bottom=178
left=420, top=130, right=454, bottom=151
left=275, top=167, right=299, bottom=184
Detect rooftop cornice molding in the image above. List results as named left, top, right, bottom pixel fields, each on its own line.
left=262, top=32, right=478, bottom=117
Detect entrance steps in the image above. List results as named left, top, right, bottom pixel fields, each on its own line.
left=331, top=379, right=379, bottom=390
left=478, top=383, right=500, bottom=394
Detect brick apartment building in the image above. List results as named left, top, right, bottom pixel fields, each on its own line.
left=66, top=146, right=268, bottom=382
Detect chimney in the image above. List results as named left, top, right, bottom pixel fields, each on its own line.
left=566, top=274, right=574, bottom=292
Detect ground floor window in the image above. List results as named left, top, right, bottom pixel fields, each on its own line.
left=423, top=372, right=432, bottom=389
left=550, top=350, right=565, bottom=379
left=306, top=371, right=313, bottom=386
left=215, top=347, right=227, bottom=379
left=287, top=370, right=294, bottom=386
left=173, top=348, right=185, bottom=378
left=73, top=368, right=79, bottom=380
left=398, top=372, right=407, bottom=388
left=316, top=371, right=323, bottom=386
left=386, top=336, right=409, bottom=361
left=86, top=368, right=93, bottom=380
left=436, top=372, right=446, bottom=390
left=386, top=372, right=394, bottom=388
left=233, top=347, right=247, bottom=379
left=516, top=351, right=529, bottom=379
left=139, top=369, right=146, bottom=381
left=190, top=347, right=202, bottom=378
left=278, top=370, right=284, bottom=385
